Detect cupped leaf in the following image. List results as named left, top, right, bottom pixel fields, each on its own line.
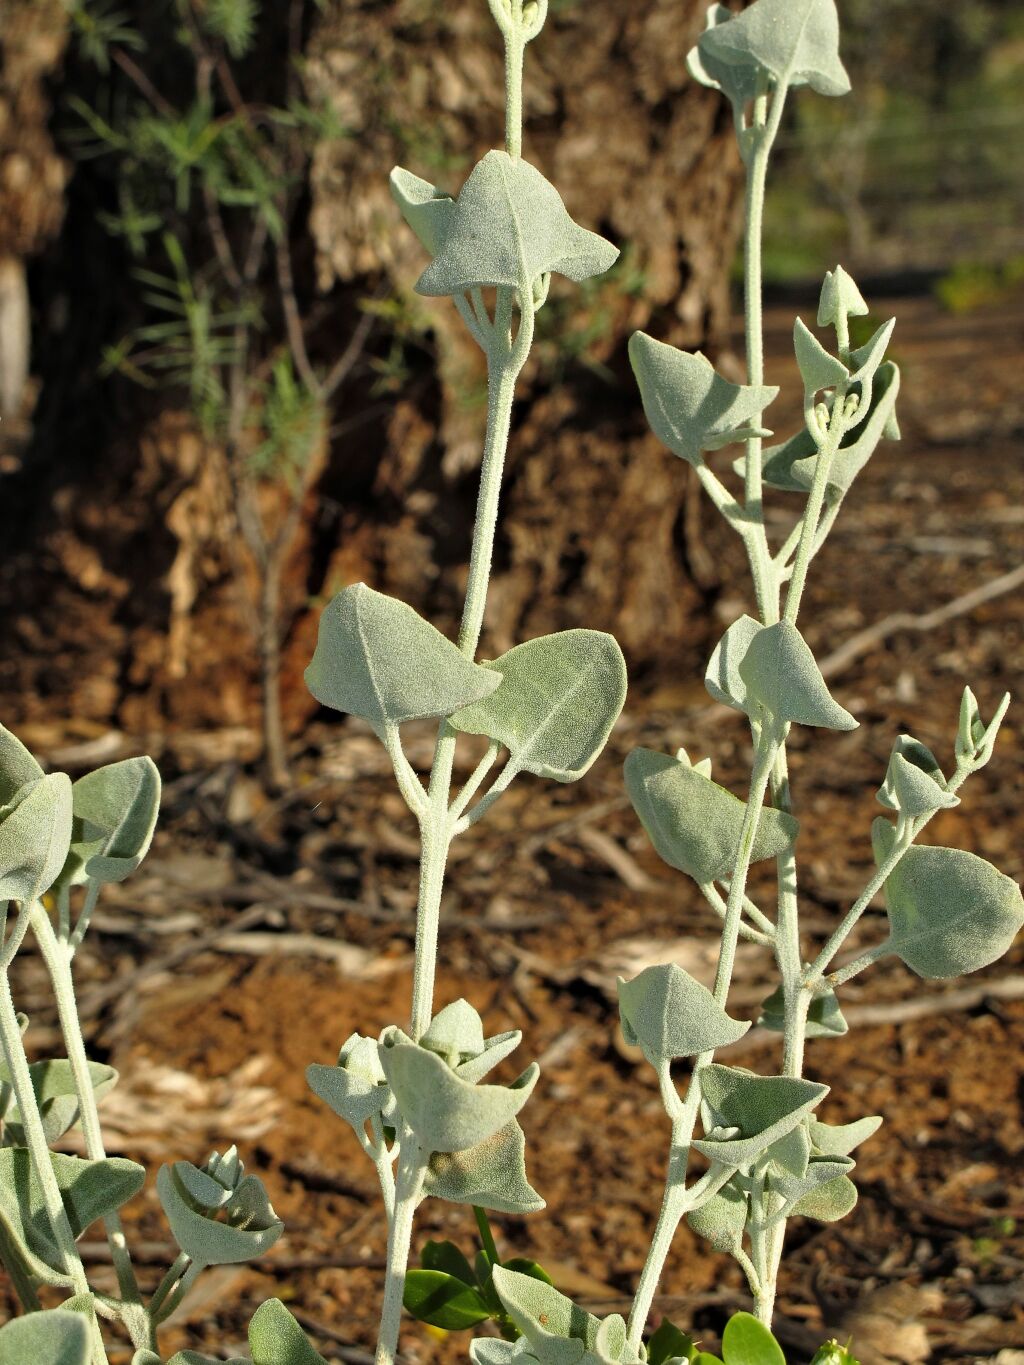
left=817, top=266, right=868, bottom=330
left=0, top=774, right=73, bottom=905
left=157, top=1158, right=283, bottom=1268
left=404, top=1270, right=492, bottom=1330
left=0, top=1311, right=91, bottom=1365
left=686, top=1178, right=748, bottom=1253
left=305, top=583, right=501, bottom=734
left=491, top=1265, right=601, bottom=1352
left=379, top=1030, right=538, bottom=1153
left=872, top=819, right=1024, bottom=979
left=618, top=964, right=749, bottom=1066
left=848, top=319, right=895, bottom=391
left=0, top=726, right=43, bottom=805
left=758, top=985, right=847, bottom=1039
left=764, top=1123, right=811, bottom=1179
left=1, top=1058, right=118, bottom=1146
left=694, top=1065, right=828, bottom=1168
left=451, top=630, right=626, bottom=782
left=876, top=736, right=958, bottom=818
left=456, top=1030, right=523, bottom=1085
left=0, top=1148, right=144, bottom=1281
left=769, top=1155, right=855, bottom=1215
left=705, top=615, right=762, bottom=713
left=698, top=0, right=850, bottom=98
left=57, top=757, right=160, bottom=888
left=471, top=1342, right=518, bottom=1365
left=420, top=999, right=487, bottom=1063
left=424, top=1119, right=544, bottom=1214
left=307, top=1031, right=390, bottom=1130
left=739, top=621, right=857, bottom=730
left=721, top=1312, right=786, bottom=1365
left=630, top=333, right=777, bottom=469
left=956, top=686, right=1010, bottom=770
left=794, top=318, right=847, bottom=395
left=390, top=167, right=456, bottom=256
left=808, top=1115, right=881, bottom=1158
left=687, top=4, right=760, bottom=112
left=416, top=151, right=618, bottom=297
left=790, top=1173, right=858, bottom=1222
left=625, top=748, right=799, bottom=885
left=249, top=1298, right=330, bottom=1365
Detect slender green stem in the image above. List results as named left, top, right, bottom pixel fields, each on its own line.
left=68, top=880, right=101, bottom=954
left=30, top=902, right=144, bottom=1310
left=783, top=405, right=847, bottom=625
left=148, top=1251, right=189, bottom=1319
left=474, top=1206, right=501, bottom=1264
left=152, top=1260, right=203, bottom=1326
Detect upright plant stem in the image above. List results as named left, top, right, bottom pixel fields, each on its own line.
left=375, top=1146, right=427, bottom=1365
left=504, top=32, right=525, bottom=159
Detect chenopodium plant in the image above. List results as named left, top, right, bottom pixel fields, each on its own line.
left=303, top=3, right=628, bottom=1365
left=0, top=725, right=316, bottom=1365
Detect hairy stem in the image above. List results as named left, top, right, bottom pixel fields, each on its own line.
left=375, top=1146, right=427, bottom=1365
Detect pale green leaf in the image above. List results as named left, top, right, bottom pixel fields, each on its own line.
left=450, top=630, right=627, bottom=782
left=305, top=583, right=501, bottom=733
left=157, top=1158, right=283, bottom=1268
left=694, top=1065, right=828, bottom=1167
left=770, top=1155, right=854, bottom=1212
left=630, top=333, right=777, bottom=468
left=739, top=621, right=857, bottom=730
left=390, top=167, right=456, bottom=256
left=455, top=1030, right=523, bottom=1085
left=873, top=819, right=1024, bottom=979
left=848, top=319, right=895, bottom=390
left=817, top=266, right=868, bottom=330
left=0, top=1311, right=90, bottom=1365
left=0, top=774, right=73, bottom=905
left=687, top=4, right=760, bottom=111
left=625, top=748, right=798, bottom=886
left=1, top=1058, right=118, bottom=1146
left=379, top=1029, right=538, bottom=1153
left=617, top=964, right=749, bottom=1065
left=420, top=999, right=486, bottom=1063
left=0, top=725, right=43, bottom=805
left=698, top=0, right=850, bottom=98
left=686, top=1178, right=747, bottom=1253
left=808, top=1115, right=881, bottom=1158
left=793, top=317, right=847, bottom=395
left=490, top=1265, right=601, bottom=1352
left=764, top=1123, right=811, bottom=1179
left=721, top=1313, right=785, bottom=1365
left=956, top=687, right=1010, bottom=770
left=307, top=1030, right=390, bottom=1130
left=58, top=756, right=160, bottom=888
left=704, top=615, right=762, bottom=713
left=876, top=736, right=958, bottom=818
left=471, top=1342, right=518, bottom=1365
left=416, top=151, right=617, bottom=297
left=249, top=1298, right=330, bottom=1365
left=758, top=985, right=847, bottom=1039
left=424, top=1119, right=544, bottom=1215
left=790, top=1173, right=857, bottom=1222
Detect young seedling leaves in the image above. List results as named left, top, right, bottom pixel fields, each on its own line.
left=808, top=1115, right=882, bottom=1158
left=415, top=151, right=618, bottom=298
left=0, top=1311, right=91, bottom=1365
left=648, top=1318, right=698, bottom=1365
left=694, top=1065, right=828, bottom=1168
left=687, top=4, right=760, bottom=114
left=57, top=756, right=160, bottom=888
left=0, top=773, right=73, bottom=905
left=956, top=686, right=1011, bottom=770
left=793, top=318, right=848, bottom=396
left=420, top=999, right=487, bottom=1063
left=390, top=167, right=456, bottom=256
left=739, top=621, right=857, bottom=730
left=157, top=1150, right=283, bottom=1268
left=721, top=1312, right=786, bottom=1365
left=624, top=749, right=799, bottom=886
left=629, top=333, right=777, bottom=468
left=0, top=1057, right=118, bottom=1146
left=697, top=0, right=850, bottom=98
left=450, top=630, right=627, bottom=783
left=876, top=736, right=958, bottom=819
left=764, top=1123, right=812, bottom=1180
left=810, top=1342, right=862, bottom=1365
left=307, top=1032, right=391, bottom=1129
left=249, top=1298, right=330, bottom=1365
left=379, top=1029, right=538, bottom=1154
left=848, top=319, right=896, bottom=391
left=790, top=1174, right=858, bottom=1223
left=618, top=963, right=749, bottom=1066
left=686, top=1178, right=748, bottom=1253
left=0, top=1148, right=145, bottom=1282
left=705, top=615, right=762, bottom=713
left=751, top=362, right=900, bottom=494
left=872, top=818, right=1024, bottom=979
left=817, top=266, right=869, bottom=331
left=0, top=725, right=44, bottom=803
left=424, top=1119, right=545, bottom=1214
left=305, top=583, right=501, bottom=735
left=404, top=1269, right=492, bottom=1330
left=490, top=1265, right=601, bottom=1353
left=758, top=984, right=848, bottom=1039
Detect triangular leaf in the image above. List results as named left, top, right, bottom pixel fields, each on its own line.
left=694, top=1065, right=828, bottom=1168
left=618, top=964, right=749, bottom=1065
left=739, top=621, right=857, bottom=730
left=420, top=1000, right=487, bottom=1064
left=817, top=266, right=868, bottom=330
left=1, top=1058, right=118, bottom=1146
left=698, top=0, right=850, bottom=98
left=625, top=748, right=799, bottom=886
left=876, top=736, right=958, bottom=818
left=390, top=167, right=456, bottom=256
left=630, top=333, right=777, bottom=469
left=450, top=630, right=627, bottom=783
left=793, top=318, right=848, bottom=395
left=490, top=1265, right=601, bottom=1352
left=686, top=1178, right=748, bottom=1253
left=423, top=1119, right=544, bottom=1215
left=249, top=1298, right=330, bottom=1365
left=0, top=774, right=73, bottom=905
left=808, top=1115, right=881, bottom=1158
left=305, top=583, right=501, bottom=734
left=848, top=319, right=895, bottom=390
left=416, top=151, right=617, bottom=297
left=758, top=985, right=847, bottom=1039
left=687, top=4, right=761, bottom=112
left=789, top=1173, right=857, bottom=1222
left=705, top=615, right=762, bottom=714
left=873, top=819, right=1024, bottom=979
left=57, top=757, right=160, bottom=888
